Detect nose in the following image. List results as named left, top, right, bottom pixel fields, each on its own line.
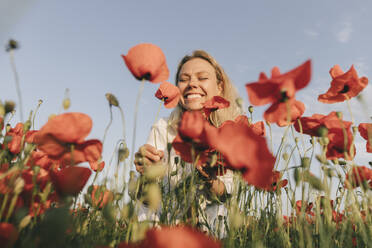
left=188, top=76, right=199, bottom=88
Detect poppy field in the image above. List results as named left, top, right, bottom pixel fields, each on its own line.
left=1, top=41, right=372, bottom=248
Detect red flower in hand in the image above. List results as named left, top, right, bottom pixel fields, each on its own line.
left=245, top=60, right=311, bottom=126
left=50, top=166, right=92, bottom=196
left=294, top=112, right=355, bottom=160
left=358, top=123, right=372, bottom=153
left=172, top=111, right=215, bottom=164
left=33, top=113, right=103, bottom=170
left=202, top=96, right=230, bottom=117
left=318, top=65, right=368, bottom=103
left=122, top=43, right=169, bottom=83
left=155, top=82, right=181, bottom=108
left=207, top=118, right=275, bottom=189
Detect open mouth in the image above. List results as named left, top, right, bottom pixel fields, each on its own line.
left=184, top=93, right=205, bottom=100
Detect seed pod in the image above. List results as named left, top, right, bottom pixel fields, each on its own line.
left=317, top=126, right=328, bottom=137
left=146, top=183, right=161, bottom=210
left=301, top=157, right=311, bottom=168
left=4, top=101, right=15, bottom=114
left=144, top=163, right=166, bottom=180
left=105, top=93, right=119, bottom=107
left=118, top=147, right=129, bottom=162
left=62, top=98, right=70, bottom=110
left=235, top=98, right=243, bottom=108
left=248, top=105, right=254, bottom=114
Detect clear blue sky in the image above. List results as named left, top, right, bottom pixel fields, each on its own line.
left=1, top=0, right=372, bottom=184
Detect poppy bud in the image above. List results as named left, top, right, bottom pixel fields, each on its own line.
left=19, top=215, right=32, bottom=230
left=105, top=93, right=119, bottom=107
left=174, top=156, right=179, bottom=165
left=118, top=147, right=129, bottom=162
left=6, top=39, right=19, bottom=52
left=4, top=101, right=15, bottom=114
left=146, top=183, right=161, bottom=210
left=301, top=157, right=311, bottom=168
left=6, top=123, right=11, bottom=133
left=63, top=98, right=70, bottom=110
left=235, top=98, right=243, bottom=108
left=336, top=111, right=343, bottom=119
left=14, top=178, right=25, bottom=194
left=144, top=163, right=166, bottom=180
left=209, top=153, right=218, bottom=167
left=317, top=126, right=328, bottom=137
left=319, top=137, right=329, bottom=146
left=294, top=137, right=299, bottom=143
left=248, top=105, right=254, bottom=114
left=0, top=103, right=4, bottom=117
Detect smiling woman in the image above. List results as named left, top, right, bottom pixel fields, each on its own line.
left=131, top=50, right=242, bottom=237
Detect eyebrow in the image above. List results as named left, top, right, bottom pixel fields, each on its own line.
left=179, top=71, right=210, bottom=77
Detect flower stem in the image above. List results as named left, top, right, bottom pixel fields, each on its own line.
left=9, top=49, right=24, bottom=122
left=130, top=79, right=145, bottom=169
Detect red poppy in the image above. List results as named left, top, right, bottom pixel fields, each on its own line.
left=294, top=112, right=355, bottom=160
left=345, top=166, right=372, bottom=188
left=358, top=123, right=372, bottom=153
left=318, top=65, right=368, bottom=103
left=263, top=171, right=288, bottom=191
left=231, top=115, right=266, bottom=136
left=246, top=60, right=311, bottom=126
left=50, top=166, right=92, bottom=196
left=34, top=113, right=103, bottom=168
left=0, top=222, right=18, bottom=247
left=27, top=150, right=53, bottom=170
left=6, top=123, right=24, bottom=154
left=137, top=226, right=221, bottom=248
left=155, top=82, right=181, bottom=108
left=206, top=119, right=275, bottom=189
left=172, top=111, right=215, bottom=164
left=202, top=96, right=230, bottom=117
left=122, top=43, right=169, bottom=83
left=91, top=185, right=114, bottom=208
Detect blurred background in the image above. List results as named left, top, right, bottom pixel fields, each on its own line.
left=1, top=0, right=372, bottom=192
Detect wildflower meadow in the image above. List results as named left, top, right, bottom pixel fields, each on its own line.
left=1, top=40, right=371, bottom=248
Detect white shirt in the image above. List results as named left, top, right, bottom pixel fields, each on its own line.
left=132, top=117, right=234, bottom=237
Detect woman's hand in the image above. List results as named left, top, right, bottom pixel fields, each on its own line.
left=134, top=144, right=164, bottom=174
left=196, top=164, right=225, bottom=196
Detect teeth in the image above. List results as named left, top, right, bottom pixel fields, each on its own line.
left=186, top=94, right=202, bottom=99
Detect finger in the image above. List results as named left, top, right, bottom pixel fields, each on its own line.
left=196, top=165, right=209, bottom=178
left=135, top=164, right=144, bottom=174
left=143, top=144, right=164, bottom=158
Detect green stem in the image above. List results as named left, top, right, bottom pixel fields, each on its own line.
left=9, top=49, right=23, bottom=122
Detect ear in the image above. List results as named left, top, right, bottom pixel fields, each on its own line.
left=217, top=81, right=223, bottom=95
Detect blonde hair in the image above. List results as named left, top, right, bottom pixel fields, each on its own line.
left=168, top=50, right=242, bottom=129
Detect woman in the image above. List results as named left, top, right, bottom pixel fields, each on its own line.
left=132, top=50, right=242, bottom=236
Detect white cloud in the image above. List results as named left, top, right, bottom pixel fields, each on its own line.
left=304, top=29, right=319, bottom=39
left=336, top=21, right=352, bottom=43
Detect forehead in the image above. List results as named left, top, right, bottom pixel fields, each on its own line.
left=179, top=58, right=215, bottom=75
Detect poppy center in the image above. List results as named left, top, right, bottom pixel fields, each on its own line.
left=280, top=91, right=289, bottom=103
left=339, top=85, right=349, bottom=94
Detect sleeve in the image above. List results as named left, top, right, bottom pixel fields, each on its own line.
left=217, top=169, right=234, bottom=195
left=146, top=118, right=169, bottom=152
